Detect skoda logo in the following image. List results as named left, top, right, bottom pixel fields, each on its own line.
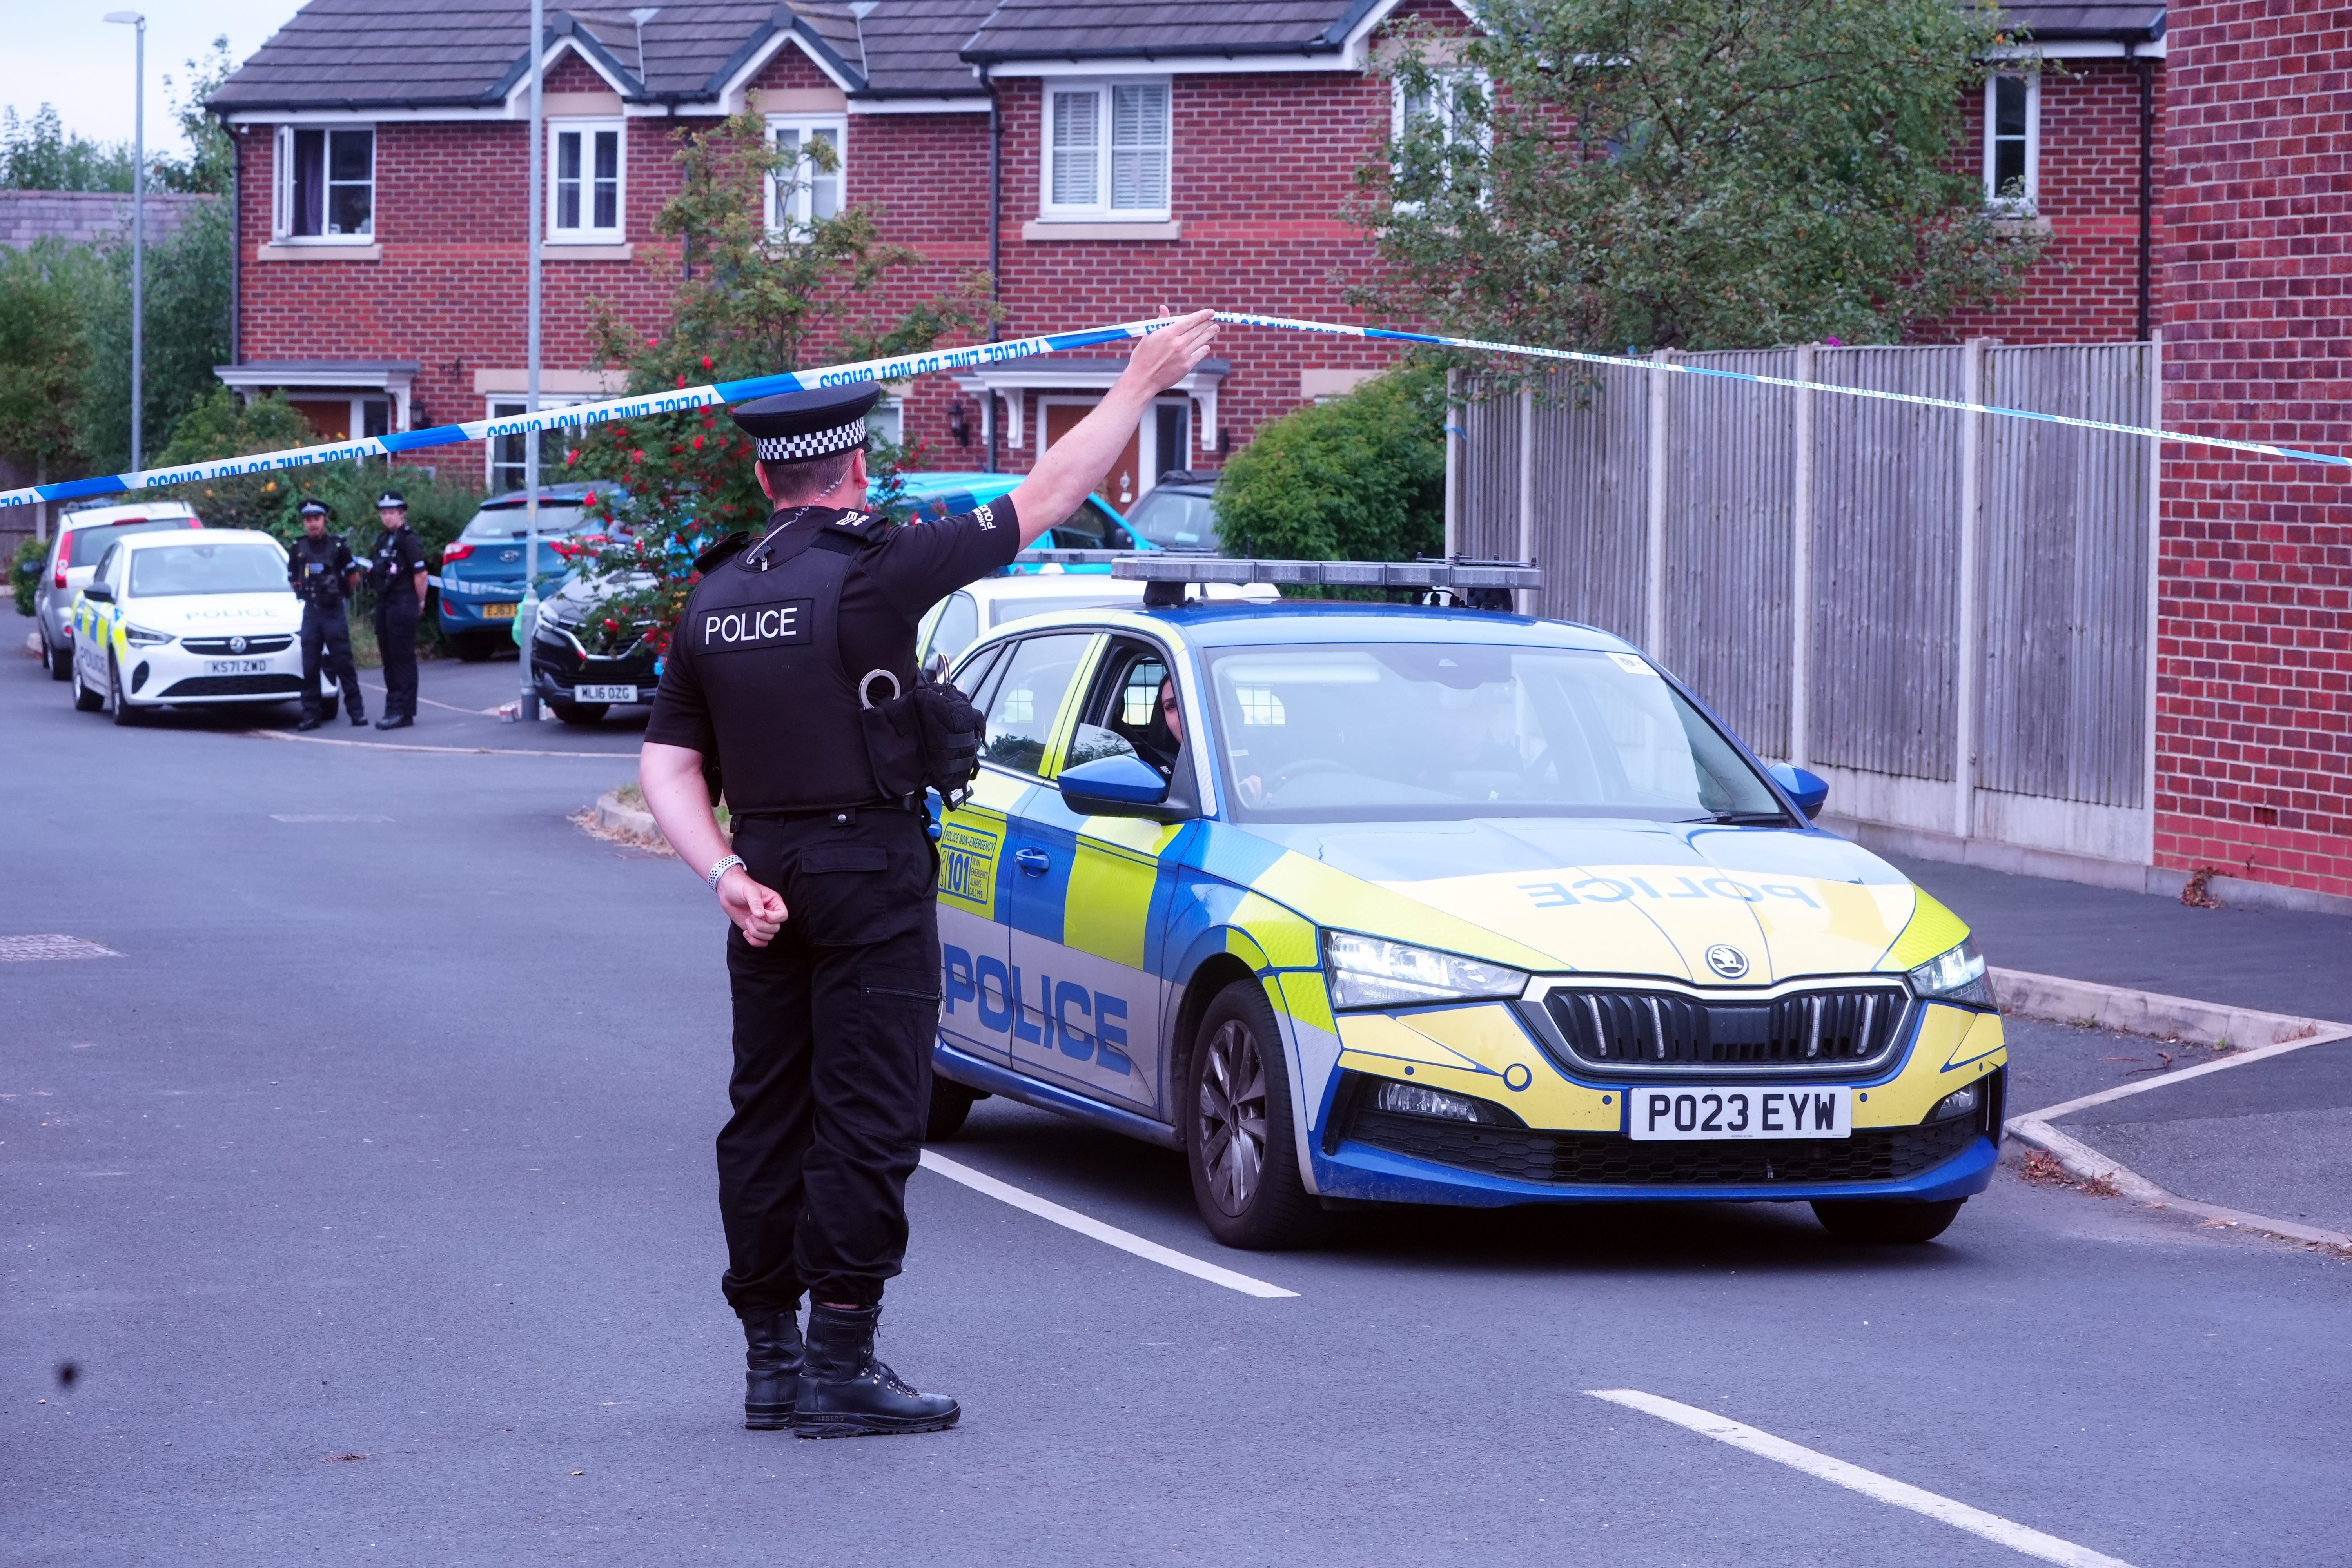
left=1705, top=944, right=1750, bottom=980
left=227, top=635, right=247, bottom=653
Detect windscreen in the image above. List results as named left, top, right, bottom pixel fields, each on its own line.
left=460, top=504, right=591, bottom=542
left=127, top=543, right=287, bottom=597
left=1123, top=489, right=1218, bottom=550
left=69, top=519, right=192, bottom=566
left=1201, top=642, right=1785, bottom=823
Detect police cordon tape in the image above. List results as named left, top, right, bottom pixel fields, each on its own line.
left=6, top=309, right=2346, bottom=511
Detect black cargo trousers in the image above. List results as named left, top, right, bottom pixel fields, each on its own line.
left=718, top=803, right=942, bottom=1314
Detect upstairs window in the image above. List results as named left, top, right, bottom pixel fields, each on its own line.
left=550, top=121, right=623, bottom=241
left=1391, top=72, right=1487, bottom=207
left=1985, top=74, right=2039, bottom=212
left=1042, top=82, right=1169, bottom=221
left=273, top=127, right=374, bottom=240
left=768, top=116, right=845, bottom=234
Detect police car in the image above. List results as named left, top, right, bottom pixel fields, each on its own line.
left=65, top=528, right=339, bottom=722
left=924, top=557, right=2004, bottom=1250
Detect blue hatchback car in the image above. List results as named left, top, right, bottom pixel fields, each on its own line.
left=885, top=473, right=1150, bottom=566
left=435, top=485, right=611, bottom=660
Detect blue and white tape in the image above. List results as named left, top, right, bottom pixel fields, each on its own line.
left=3, top=311, right=2342, bottom=510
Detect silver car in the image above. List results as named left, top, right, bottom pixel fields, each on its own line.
left=33, top=501, right=203, bottom=681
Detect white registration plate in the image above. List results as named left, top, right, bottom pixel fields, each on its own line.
left=1627, top=1085, right=1851, bottom=1141
left=574, top=684, right=638, bottom=703
left=207, top=659, right=272, bottom=675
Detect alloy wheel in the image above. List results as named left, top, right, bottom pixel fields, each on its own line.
left=1196, top=1018, right=1269, bottom=1217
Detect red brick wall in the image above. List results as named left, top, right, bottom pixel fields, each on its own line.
left=1935, top=58, right=2163, bottom=345
left=2154, top=1, right=2352, bottom=898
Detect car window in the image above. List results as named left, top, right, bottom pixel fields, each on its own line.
left=93, top=543, right=122, bottom=588
left=1123, top=488, right=1218, bottom=551
left=927, top=591, right=980, bottom=662
left=128, top=543, right=287, bottom=597
left=1071, top=638, right=1174, bottom=773
left=459, top=505, right=591, bottom=542
left=1044, top=498, right=1138, bottom=552
left=951, top=639, right=1008, bottom=700
left=1200, top=642, right=1786, bottom=824
left=69, top=518, right=192, bottom=567
left=980, top=633, right=1094, bottom=777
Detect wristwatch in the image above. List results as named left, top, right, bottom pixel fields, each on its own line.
left=706, top=853, right=746, bottom=890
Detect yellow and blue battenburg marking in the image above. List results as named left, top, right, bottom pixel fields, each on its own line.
left=924, top=604, right=2008, bottom=1210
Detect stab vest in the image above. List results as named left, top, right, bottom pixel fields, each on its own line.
left=680, top=508, right=918, bottom=816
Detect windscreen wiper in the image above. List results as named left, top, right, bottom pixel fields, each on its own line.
left=1691, top=811, right=1793, bottom=826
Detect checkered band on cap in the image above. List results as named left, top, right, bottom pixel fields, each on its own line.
left=755, top=417, right=867, bottom=464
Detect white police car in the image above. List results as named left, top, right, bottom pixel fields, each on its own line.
left=67, top=528, right=340, bottom=722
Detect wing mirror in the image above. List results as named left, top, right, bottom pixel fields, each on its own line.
left=1058, top=753, right=1174, bottom=817
left=1768, top=763, right=1829, bottom=821
left=81, top=583, right=114, bottom=603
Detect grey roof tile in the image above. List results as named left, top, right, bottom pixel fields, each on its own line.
left=959, top=0, right=1378, bottom=63
left=1998, top=3, right=2165, bottom=41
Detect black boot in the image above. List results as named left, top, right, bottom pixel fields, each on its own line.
left=789, top=1304, right=959, bottom=1439
left=741, top=1307, right=804, bottom=1430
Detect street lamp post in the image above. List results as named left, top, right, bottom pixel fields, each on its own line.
left=105, top=11, right=146, bottom=472
left=518, top=0, right=545, bottom=722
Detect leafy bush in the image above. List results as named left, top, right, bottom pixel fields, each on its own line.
left=11, top=534, right=45, bottom=617
left=1214, top=364, right=1447, bottom=578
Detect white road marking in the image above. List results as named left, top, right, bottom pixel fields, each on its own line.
left=917, top=1149, right=1298, bottom=1299
left=0, top=935, right=123, bottom=962
left=1588, top=1389, right=2137, bottom=1568
left=2017, top=1027, right=2352, bottom=1125
left=243, top=730, right=619, bottom=759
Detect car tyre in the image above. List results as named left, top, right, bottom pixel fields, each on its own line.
left=45, top=635, right=72, bottom=682
left=548, top=699, right=608, bottom=726
left=924, top=1077, right=980, bottom=1142
left=71, top=655, right=104, bottom=712
left=1811, top=1197, right=1967, bottom=1245
left=1183, top=979, right=1328, bottom=1250
left=107, top=653, right=142, bottom=726
left=451, top=633, right=501, bottom=663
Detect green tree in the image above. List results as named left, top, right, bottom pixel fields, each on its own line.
left=566, top=113, right=991, bottom=653
left=1215, top=365, right=1448, bottom=576
left=154, top=38, right=236, bottom=196
left=0, top=239, right=95, bottom=489
left=78, top=195, right=232, bottom=472
left=0, top=104, right=134, bottom=191
left=1358, top=0, right=2043, bottom=354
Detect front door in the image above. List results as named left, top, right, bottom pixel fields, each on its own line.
left=1043, top=401, right=1143, bottom=512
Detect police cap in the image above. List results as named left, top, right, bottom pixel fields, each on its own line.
left=376, top=490, right=407, bottom=509
left=730, top=384, right=881, bottom=463
left=298, top=499, right=330, bottom=519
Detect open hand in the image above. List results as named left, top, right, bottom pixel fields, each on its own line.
left=1127, top=309, right=1220, bottom=397
left=719, top=866, right=788, bottom=946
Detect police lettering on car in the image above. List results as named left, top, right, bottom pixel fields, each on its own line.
left=635, top=310, right=1220, bottom=1439
left=287, top=499, right=366, bottom=730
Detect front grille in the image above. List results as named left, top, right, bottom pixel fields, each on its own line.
left=1347, top=1108, right=1981, bottom=1188
left=158, top=673, right=304, bottom=698
left=1541, top=985, right=1909, bottom=1073
left=183, top=635, right=293, bottom=655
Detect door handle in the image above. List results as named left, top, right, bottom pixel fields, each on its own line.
left=1014, top=848, right=1051, bottom=876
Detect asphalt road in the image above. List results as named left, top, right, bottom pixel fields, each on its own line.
left=7, top=614, right=2350, bottom=1568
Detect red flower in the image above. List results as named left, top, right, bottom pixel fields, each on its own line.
left=677, top=372, right=687, bottom=389
left=691, top=434, right=704, bottom=451
left=701, top=356, right=714, bottom=371
left=630, top=449, right=645, bottom=463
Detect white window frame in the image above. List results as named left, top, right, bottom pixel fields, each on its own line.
left=271, top=124, right=376, bottom=243
left=1038, top=80, right=1172, bottom=223
left=1390, top=71, right=1488, bottom=209
left=1984, top=73, right=2040, bottom=213
left=547, top=119, right=626, bottom=244
left=766, top=115, right=848, bottom=235
left=485, top=396, right=593, bottom=492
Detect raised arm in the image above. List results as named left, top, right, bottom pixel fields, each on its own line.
left=1006, top=309, right=1220, bottom=548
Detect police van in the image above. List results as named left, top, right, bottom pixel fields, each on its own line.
left=925, top=556, right=2004, bottom=1249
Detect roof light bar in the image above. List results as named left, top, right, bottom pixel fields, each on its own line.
left=1109, top=555, right=1541, bottom=608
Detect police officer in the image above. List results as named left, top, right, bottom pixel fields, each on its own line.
left=367, top=489, right=428, bottom=730
left=638, top=309, right=1220, bottom=1439
left=288, top=499, right=367, bottom=731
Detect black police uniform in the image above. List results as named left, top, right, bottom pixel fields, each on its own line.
left=287, top=530, right=365, bottom=724
left=368, top=521, right=428, bottom=722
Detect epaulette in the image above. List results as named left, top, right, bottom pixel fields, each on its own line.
left=811, top=511, right=895, bottom=555
left=693, top=532, right=751, bottom=573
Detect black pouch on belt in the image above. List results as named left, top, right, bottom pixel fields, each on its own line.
left=856, top=669, right=926, bottom=799
left=855, top=667, right=982, bottom=807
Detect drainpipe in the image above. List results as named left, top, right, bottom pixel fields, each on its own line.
left=2132, top=47, right=2154, bottom=343
left=223, top=115, right=240, bottom=374
left=984, top=64, right=1001, bottom=474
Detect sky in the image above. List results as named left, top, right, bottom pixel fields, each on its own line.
left=2, top=0, right=302, bottom=158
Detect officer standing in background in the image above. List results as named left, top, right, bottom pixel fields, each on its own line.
left=367, top=490, right=428, bottom=730
left=638, top=309, right=1220, bottom=1439
left=288, top=499, right=366, bottom=731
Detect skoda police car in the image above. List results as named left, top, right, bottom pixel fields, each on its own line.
left=66, top=528, right=339, bottom=721
left=925, top=557, right=2004, bottom=1250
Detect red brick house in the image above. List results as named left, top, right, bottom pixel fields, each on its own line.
left=205, top=0, right=1465, bottom=507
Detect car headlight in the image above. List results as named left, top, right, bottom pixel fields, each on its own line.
left=1323, top=932, right=1528, bottom=1010
left=1907, top=939, right=1996, bottom=1009
left=123, top=624, right=174, bottom=647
